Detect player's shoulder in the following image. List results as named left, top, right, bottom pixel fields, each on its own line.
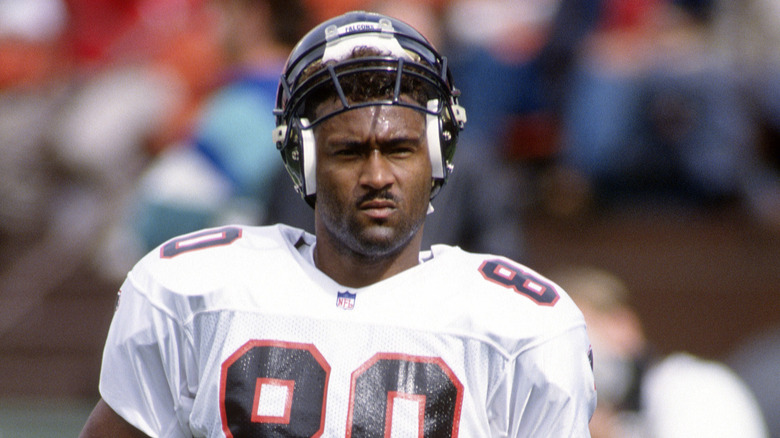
left=430, top=245, right=564, bottom=306
left=429, top=245, right=586, bottom=336
left=144, top=223, right=302, bottom=262
left=129, top=223, right=308, bottom=296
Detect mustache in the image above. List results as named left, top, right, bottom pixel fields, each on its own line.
left=357, top=189, right=397, bottom=205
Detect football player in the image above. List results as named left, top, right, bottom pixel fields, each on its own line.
left=80, top=10, right=596, bottom=437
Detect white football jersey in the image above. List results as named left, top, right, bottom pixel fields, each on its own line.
left=99, top=224, right=596, bottom=437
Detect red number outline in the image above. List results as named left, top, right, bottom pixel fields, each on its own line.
left=479, top=259, right=560, bottom=306
left=219, top=340, right=330, bottom=438
left=160, top=226, right=242, bottom=259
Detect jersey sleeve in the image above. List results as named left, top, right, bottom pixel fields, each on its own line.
left=488, top=324, right=597, bottom=437
left=98, top=273, right=194, bottom=438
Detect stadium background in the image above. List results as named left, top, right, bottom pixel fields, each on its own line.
left=1, top=0, right=778, bottom=435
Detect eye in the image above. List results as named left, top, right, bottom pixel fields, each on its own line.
left=389, top=146, right=414, bottom=157
left=386, top=140, right=419, bottom=157
left=330, top=142, right=362, bottom=158
left=334, top=148, right=356, bottom=156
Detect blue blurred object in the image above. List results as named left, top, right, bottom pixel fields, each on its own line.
left=194, top=74, right=280, bottom=203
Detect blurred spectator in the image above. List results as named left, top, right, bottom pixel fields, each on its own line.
left=44, top=0, right=220, bottom=280
left=369, top=0, right=446, bottom=48
left=445, top=0, right=560, bottom=156
left=0, top=0, right=180, bottom=339
left=0, top=0, right=76, bottom=334
left=728, top=324, right=780, bottom=438
left=421, top=140, right=528, bottom=261
left=424, top=0, right=604, bottom=258
left=59, top=0, right=225, bottom=160
left=549, top=0, right=780, bottom=227
left=62, top=0, right=147, bottom=69
left=0, top=0, right=71, bottom=247
left=402, top=0, right=565, bottom=260
left=550, top=265, right=769, bottom=438
left=712, top=0, right=780, bottom=125
left=712, top=0, right=780, bottom=222
left=537, top=0, right=604, bottom=116
left=301, top=0, right=446, bottom=26
left=301, top=0, right=368, bottom=25
left=97, top=0, right=310, bottom=279
left=53, top=0, right=223, bottom=172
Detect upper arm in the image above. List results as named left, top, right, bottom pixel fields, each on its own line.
left=493, top=326, right=597, bottom=437
left=98, top=277, right=191, bottom=436
left=80, top=399, right=150, bottom=438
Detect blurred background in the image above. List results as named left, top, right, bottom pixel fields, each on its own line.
left=1, top=0, right=778, bottom=436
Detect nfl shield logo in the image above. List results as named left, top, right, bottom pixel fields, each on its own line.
left=336, top=291, right=356, bottom=310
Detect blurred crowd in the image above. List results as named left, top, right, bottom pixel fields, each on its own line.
left=551, top=265, right=773, bottom=438
left=1, top=0, right=779, bottom=434
left=2, top=0, right=779, bottom=269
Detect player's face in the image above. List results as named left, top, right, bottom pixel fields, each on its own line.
left=313, top=100, right=432, bottom=260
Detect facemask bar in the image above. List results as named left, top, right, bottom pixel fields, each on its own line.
left=284, top=56, right=452, bottom=128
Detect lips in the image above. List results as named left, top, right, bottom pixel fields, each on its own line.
left=359, top=199, right=397, bottom=219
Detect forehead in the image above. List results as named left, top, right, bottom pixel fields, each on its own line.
left=314, top=100, right=426, bottom=137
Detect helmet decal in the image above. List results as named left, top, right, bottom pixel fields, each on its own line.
left=322, top=20, right=412, bottom=64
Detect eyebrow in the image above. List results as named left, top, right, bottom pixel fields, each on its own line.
left=326, top=129, right=425, bottom=145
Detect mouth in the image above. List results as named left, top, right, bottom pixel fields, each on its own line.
left=359, top=200, right=397, bottom=220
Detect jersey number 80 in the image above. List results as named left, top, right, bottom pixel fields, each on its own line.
left=220, top=340, right=463, bottom=438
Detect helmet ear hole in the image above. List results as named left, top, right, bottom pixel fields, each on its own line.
left=279, top=118, right=317, bottom=203
left=279, top=123, right=302, bottom=193
left=427, top=99, right=465, bottom=200
left=441, top=102, right=465, bottom=164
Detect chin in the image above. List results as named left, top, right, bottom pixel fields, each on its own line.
left=353, top=229, right=404, bottom=256
left=347, top=224, right=418, bottom=259
left=318, top=195, right=425, bottom=259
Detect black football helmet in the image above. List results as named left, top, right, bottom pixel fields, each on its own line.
left=273, top=10, right=467, bottom=206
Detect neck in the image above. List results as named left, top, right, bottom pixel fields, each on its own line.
left=314, top=230, right=424, bottom=289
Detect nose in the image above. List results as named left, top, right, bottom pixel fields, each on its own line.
left=359, top=149, right=394, bottom=190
